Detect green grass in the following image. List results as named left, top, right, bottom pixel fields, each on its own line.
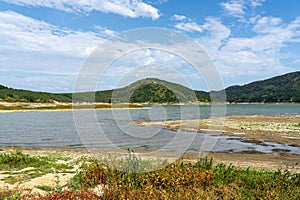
left=0, top=151, right=74, bottom=184
left=0, top=150, right=48, bottom=170
left=35, top=185, right=53, bottom=192
left=290, top=123, right=300, bottom=128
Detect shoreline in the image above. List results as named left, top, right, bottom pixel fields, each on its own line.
left=0, top=107, right=148, bottom=114
left=0, top=102, right=147, bottom=113
left=1, top=146, right=299, bottom=172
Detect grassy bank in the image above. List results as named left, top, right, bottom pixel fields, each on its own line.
left=0, top=150, right=299, bottom=199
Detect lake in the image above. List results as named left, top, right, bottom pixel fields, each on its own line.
left=1, top=104, right=300, bottom=154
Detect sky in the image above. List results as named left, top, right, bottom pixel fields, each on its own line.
left=0, top=0, right=300, bottom=92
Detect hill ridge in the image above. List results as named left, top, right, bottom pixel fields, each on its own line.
left=224, top=71, right=300, bottom=103
left=1, top=71, right=300, bottom=103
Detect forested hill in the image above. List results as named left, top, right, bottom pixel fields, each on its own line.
left=224, top=71, right=300, bottom=103
left=109, top=78, right=210, bottom=103
left=0, top=85, right=72, bottom=103
left=0, top=78, right=209, bottom=103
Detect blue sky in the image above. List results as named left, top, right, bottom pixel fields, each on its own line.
left=0, top=0, right=300, bottom=92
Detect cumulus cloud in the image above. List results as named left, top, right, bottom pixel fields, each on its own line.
left=1, top=0, right=160, bottom=19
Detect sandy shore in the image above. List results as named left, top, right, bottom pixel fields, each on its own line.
left=134, top=114, right=300, bottom=147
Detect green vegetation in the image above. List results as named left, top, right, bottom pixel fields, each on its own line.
left=0, top=151, right=73, bottom=184
left=75, top=78, right=210, bottom=104
left=223, top=71, right=300, bottom=103
left=0, top=150, right=49, bottom=171
left=0, top=78, right=209, bottom=104
left=116, top=78, right=210, bottom=103
left=66, top=157, right=300, bottom=199
left=0, top=190, right=21, bottom=200
left=0, top=86, right=72, bottom=103
left=1, top=151, right=299, bottom=199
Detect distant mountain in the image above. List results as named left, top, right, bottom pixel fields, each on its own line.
left=224, top=71, right=300, bottom=103
left=2, top=71, right=300, bottom=103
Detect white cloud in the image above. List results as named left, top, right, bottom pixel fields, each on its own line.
left=249, top=0, right=266, bottom=7
left=252, top=16, right=282, bottom=33
left=173, top=14, right=300, bottom=82
left=175, top=22, right=203, bottom=33
left=94, top=25, right=118, bottom=37
left=173, top=15, right=204, bottom=33
left=156, top=0, right=168, bottom=5
left=171, top=14, right=186, bottom=21
left=0, top=10, right=109, bottom=91
left=220, top=0, right=266, bottom=20
left=198, top=17, right=231, bottom=50
left=214, top=16, right=300, bottom=77
left=175, top=17, right=231, bottom=52
left=0, top=11, right=107, bottom=58
left=220, top=0, right=245, bottom=17
left=1, top=0, right=160, bottom=19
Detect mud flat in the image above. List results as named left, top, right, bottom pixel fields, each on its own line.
left=134, top=114, right=300, bottom=147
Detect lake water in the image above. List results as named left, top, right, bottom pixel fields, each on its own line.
left=0, top=104, right=300, bottom=154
